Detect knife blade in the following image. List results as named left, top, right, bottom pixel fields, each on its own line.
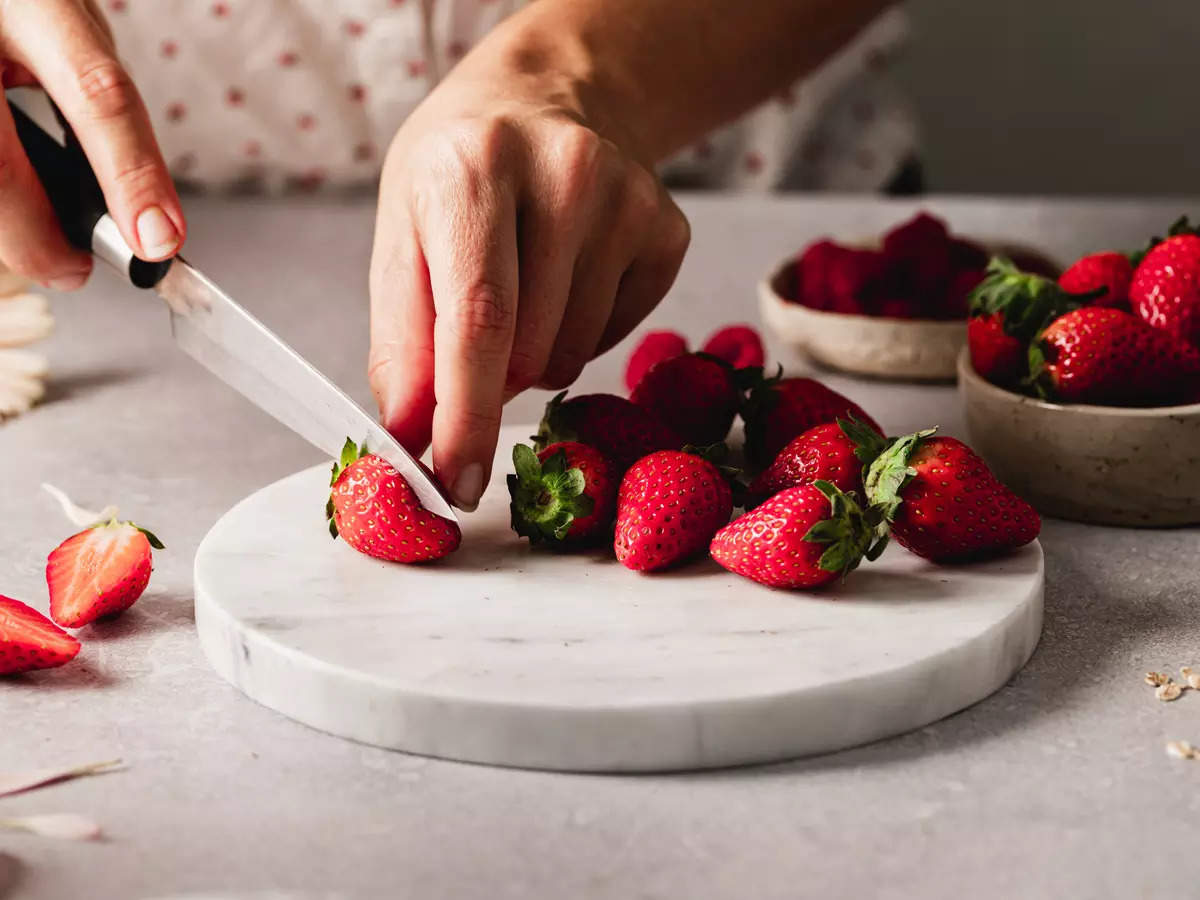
left=8, top=90, right=457, bottom=523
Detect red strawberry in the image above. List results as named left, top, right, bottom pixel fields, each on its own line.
left=624, top=330, right=688, bottom=393
left=742, top=374, right=880, bottom=468
left=327, top=439, right=461, bottom=563
left=630, top=353, right=741, bottom=445
left=614, top=449, right=733, bottom=572
left=882, top=212, right=952, bottom=294
left=967, top=313, right=1024, bottom=386
left=47, top=519, right=163, bottom=628
left=862, top=429, right=1041, bottom=562
left=746, top=418, right=883, bottom=505
left=828, top=247, right=888, bottom=312
left=793, top=239, right=842, bottom=309
left=710, top=481, right=877, bottom=589
left=701, top=324, right=765, bottom=369
left=536, top=392, right=682, bottom=473
left=0, top=596, right=81, bottom=674
left=1058, top=251, right=1133, bottom=309
left=1031, top=306, right=1200, bottom=406
left=873, top=295, right=922, bottom=319
left=508, top=442, right=617, bottom=545
left=1130, top=234, right=1200, bottom=345
left=937, top=267, right=987, bottom=320
left=949, top=237, right=989, bottom=270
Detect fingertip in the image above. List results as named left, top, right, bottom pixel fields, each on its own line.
left=134, top=205, right=181, bottom=261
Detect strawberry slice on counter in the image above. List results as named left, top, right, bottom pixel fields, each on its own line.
left=327, top=439, right=461, bottom=563
left=0, top=595, right=81, bottom=674
left=710, top=480, right=879, bottom=590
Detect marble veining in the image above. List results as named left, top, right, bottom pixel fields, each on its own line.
left=195, top=425, right=1044, bottom=772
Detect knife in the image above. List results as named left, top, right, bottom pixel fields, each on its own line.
left=8, top=90, right=457, bottom=523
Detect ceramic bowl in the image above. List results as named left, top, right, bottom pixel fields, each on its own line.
left=760, top=240, right=1058, bottom=381
left=957, top=348, right=1200, bottom=527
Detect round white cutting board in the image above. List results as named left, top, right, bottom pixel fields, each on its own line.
left=195, top=425, right=1044, bottom=772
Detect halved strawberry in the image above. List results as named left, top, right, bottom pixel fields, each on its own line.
left=46, top=520, right=163, bottom=628
left=0, top=596, right=81, bottom=674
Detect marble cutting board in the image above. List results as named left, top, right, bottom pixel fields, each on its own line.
left=195, top=425, right=1044, bottom=773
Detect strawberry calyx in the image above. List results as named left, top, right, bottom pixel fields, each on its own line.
left=41, top=483, right=163, bottom=548
left=861, top=427, right=939, bottom=542
left=968, top=257, right=1096, bottom=342
left=507, top=444, right=595, bottom=543
left=533, top=391, right=574, bottom=451
left=327, top=436, right=368, bottom=539
left=837, top=415, right=889, bottom=466
left=801, top=480, right=879, bottom=577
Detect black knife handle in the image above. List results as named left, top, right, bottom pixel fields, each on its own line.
left=8, top=94, right=172, bottom=289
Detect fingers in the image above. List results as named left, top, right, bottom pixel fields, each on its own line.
left=0, top=99, right=93, bottom=288
left=6, top=0, right=185, bottom=263
left=417, top=137, right=521, bottom=511
left=369, top=207, right=437, bottom=457
left=598, top=192, right=691, bottom=355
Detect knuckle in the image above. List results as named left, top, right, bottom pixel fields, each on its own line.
left=504, top=348, right=545, bottom=393
left=74, top=59, right=139, bottom=121
left=540, top=352, right=588, bottom=390
left=661, top=207, right=692, bottom=261
left=454, top=404, right=503, bottom=439
left=448, top=280, right=514, bottom=343
left=622, top=165, right=660, bottom=223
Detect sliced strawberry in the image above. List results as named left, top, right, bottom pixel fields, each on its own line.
left=0, top=595, right=81, bottom=674
left=46, top=521, right=161, bottom=628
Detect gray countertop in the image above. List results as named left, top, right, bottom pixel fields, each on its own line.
left=3, top=194, right=1200, bottom=900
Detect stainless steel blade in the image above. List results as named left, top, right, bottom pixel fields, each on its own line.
left=155, top=259, right=457, bottom=522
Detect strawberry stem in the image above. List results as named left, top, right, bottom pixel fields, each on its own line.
left=507, top=444, right=595, bottom=543
left=802, top=480, right=878, bottom=578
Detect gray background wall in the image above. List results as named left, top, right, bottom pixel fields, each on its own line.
left=896, top=0, right=1200, bottom=195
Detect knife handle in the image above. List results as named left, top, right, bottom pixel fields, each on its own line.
left=7, top=92, right=172, bottom=289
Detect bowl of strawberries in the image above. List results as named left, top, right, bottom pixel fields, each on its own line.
left=960, top=218, right=1200, bottom=526
left=761, top=212, right=1059, bottom=381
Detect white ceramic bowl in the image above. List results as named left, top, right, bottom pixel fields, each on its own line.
left=958, top=348, right=1200, bottom=527
left=760, top=240, right=1057, bottom=381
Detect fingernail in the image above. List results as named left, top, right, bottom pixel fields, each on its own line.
left=135, top=205, right=180, bottom=259
left=451, top=463, right=484, bottom=512
left=45, top=272, right=89, bottom=292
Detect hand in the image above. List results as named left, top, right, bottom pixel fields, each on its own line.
left=368, top=41, right=690, bottom=512
left=0, top=0, right=185, bottom=290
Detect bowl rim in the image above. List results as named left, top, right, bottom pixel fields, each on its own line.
left=957, top=346, right=1200, bottom=418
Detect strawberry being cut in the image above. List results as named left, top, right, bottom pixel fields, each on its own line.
left=630, top=353, right=742, bottom=446
left=624, top=330, right=688, bottom=393
left=42, top=483, right=164, bottom=630
left=741, top=373, right=880, bottom=469
left=701, top=324, right=765, bottom=369
left=746, top=418, right=884, bottom=506
left=535, top=392, right=682, bottom=473
left=0, top=595, right=81, bottom=675
left=614, top=449, right=734, bottom=572
left=508, top=442, right=617, bottom=546
left=1030, top=306, right=1200, bottom=406
left=710, top=481, right=878, bottom=589
left=327, top=439, right=461, bottom=563
left=1058, top=251, right=1133, bottom=309
left=860, top=428, right=1041, bottom=563
left=1130, top=234, right=1200, bottom=346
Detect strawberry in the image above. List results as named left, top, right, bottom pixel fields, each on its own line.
left=1058, top=251, right=1133, bottom=309
left=882, top=212, right=952, bottom=295
left=710, top=481, right=878, bottom=589
left=46, top=519, right=163, bottom=629
left=741, top=373, right=880, bottom=469
left=938, top=267, right=987, bottom=320
left=873, top=295, right=922, bottom=320
left=746, top=417, right=884, bottom=505
left=862, top=429, right=1040, bottom=562
left=614, top=449, right=733, bottom=572
left=624, top=330, right=688, bottom=393
left=508, top=442, right=617, bottom=545
left=793, top=239, right=842, bottom=309
left=966, top=257, right=1092, bottom=387
left=1030, top=306, right=1200, bottom=406
left=327, top=439, right=461, bottom=563
left=701, top=324, right=765, bottom=369
left=0, top=596, right=81, bottom=674
left=630, top=353, right=741, bottom=446
left=535, top=392, right=682, bottom=473
left=1130, top=234, right=1200, bottom=345
left=949, top=237, right=989, bottom=271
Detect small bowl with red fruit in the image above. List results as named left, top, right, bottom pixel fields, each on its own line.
left=761, top=212, right=1059, bottom=381
left=961, top=221, right=1200, bottom=526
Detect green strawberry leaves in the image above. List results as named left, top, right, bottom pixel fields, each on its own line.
left=327, top=436, right=369, bottom=539
left=507, top=444, right=595, bottom=544
left=968, top=257, right=1096, bottom=343
left=802, top=480, right=879, bottom=577
left=534, top=392, right=574, bottom=451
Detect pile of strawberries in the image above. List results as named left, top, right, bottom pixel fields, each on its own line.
left=787, top=212, right=1054, bottom=321
left=968, top=217, right=1200, bottom=406
left=1, top=492, right=164, bottom=676
left=507, top=324, right=1041, bottom=589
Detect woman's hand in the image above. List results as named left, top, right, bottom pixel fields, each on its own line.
left=0, top=0, right=185, bottom=289
left=368, top=33, right=690, bottom=511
